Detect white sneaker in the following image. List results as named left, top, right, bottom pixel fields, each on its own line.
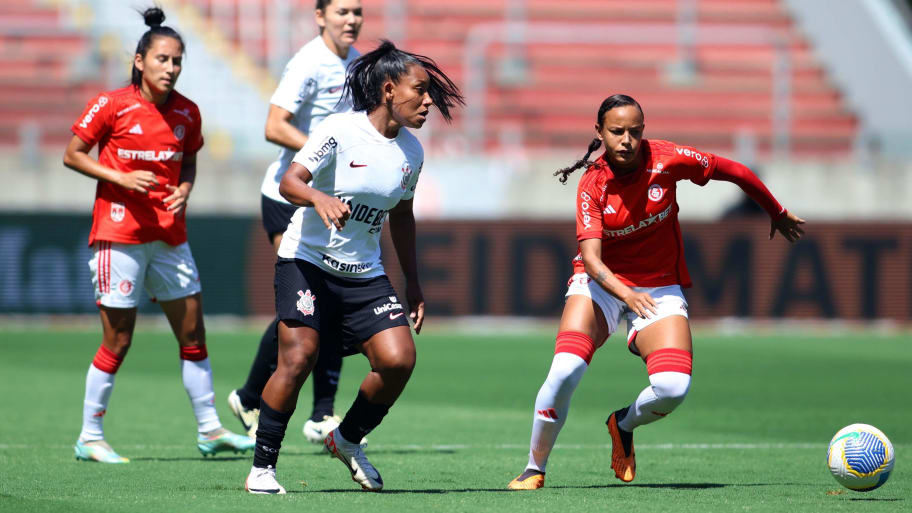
left=245, top=465, right=286, bottom=494
left=303, top=414, right=341, bottom=444
left=324, top=428, right=383, bottom=491
left=304, top=415, right=368, bottom=448
left=227, top=389, right=259, bottom=438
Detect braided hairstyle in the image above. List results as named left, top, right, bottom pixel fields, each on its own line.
left=131, top=6, right=185, bottom=87
left=554, top=94, right=643, bottom=184
left=342, top=40, right=464, bottom=123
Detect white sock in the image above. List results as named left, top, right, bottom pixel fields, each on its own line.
left=80, top=364, right=115, bottom=442
left=526, top=352, right=588, bottom=473
left=181, top=357, right=222, bottom=433
left=617, top=371, right=691, bottom=431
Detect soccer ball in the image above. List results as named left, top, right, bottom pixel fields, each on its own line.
left=827, top=423, right=894, bottom=491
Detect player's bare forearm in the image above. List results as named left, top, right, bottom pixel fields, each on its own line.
left=389, top=200, right=419, bottom=283
left=63, top=137, right=122, bottom=185
left=178, top=153, right=197, bottom=193
left=579, top=238, right=634, bottom=301
left=265, top=105, right=309, bottom=151
left=278, top=163, right=317, bottom=206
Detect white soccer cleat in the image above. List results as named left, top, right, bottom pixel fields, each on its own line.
left=245, top=465, right=286, bottom=494
left=304, top=415, right=367, bottom=448
left=227, top=389, right=259, bottom=438
left=324, top=428, right=383, bottom=491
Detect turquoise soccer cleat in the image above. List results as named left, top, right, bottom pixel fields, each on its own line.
left=74, top=439, right=129, bottom=464
left=197, top=428, right=256, bottom=457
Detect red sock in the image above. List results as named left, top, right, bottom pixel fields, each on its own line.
left=92, top=345, right=124, bottom=374
left=645, top=348, right=693, bottom=375
left=554, top=331, right=596, bottom=364
left=180, top=344, right=209, bottom=361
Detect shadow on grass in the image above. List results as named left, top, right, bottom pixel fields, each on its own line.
left=314, top=483, right=736, bottom=494
left=130, top=456, right=248, bottom=462
left=847, top=498, right=903, bottom=502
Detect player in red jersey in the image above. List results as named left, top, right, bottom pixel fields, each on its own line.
left=508, top=95, right=805, bottom=489
left=63, top=7, right=253, bottom=463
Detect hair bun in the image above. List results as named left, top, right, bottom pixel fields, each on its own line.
left=142, top=7, right=166, bottom=28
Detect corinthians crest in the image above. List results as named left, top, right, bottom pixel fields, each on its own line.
left=296, top=289, right=316, bottom=316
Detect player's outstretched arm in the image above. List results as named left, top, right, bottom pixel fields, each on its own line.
left=389, top=198, right=425, bottom=333
left=279, top=162, right=350, bottom=229
left=579, top=238, right=656, bottom=319
left=63, top=135, right=158, bottom=193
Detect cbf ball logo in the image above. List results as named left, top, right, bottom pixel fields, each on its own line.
left=400, top=163, right=413, bottom=190
left=648, top=184, right=665, bottom=202
left=173, top=125, right=185, bottom=141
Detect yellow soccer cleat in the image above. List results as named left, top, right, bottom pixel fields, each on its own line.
left=508, top=469, right=545, bottom=490
left=607, top=409, right=636, bottom=482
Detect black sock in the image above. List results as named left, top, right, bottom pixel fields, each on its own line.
left=310, top=341, right=342, bottom=421
left=338, top=391, right=390, bottom=443
left=238, top=318, right=279, bottom=409
left=253, top=400, right=294, bottom=469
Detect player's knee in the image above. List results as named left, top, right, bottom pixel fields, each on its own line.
left=650, top=372, right=691, bottom=411
left=104, top=333, right=132, bottom=356
left=279, top=347, right=318, bottom=379
left=544, top=353, right=587, bottom=390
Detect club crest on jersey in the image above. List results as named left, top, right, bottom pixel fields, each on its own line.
left=111, top=202, right=125, bottom=222
left=173, top=125, right=185, bottom=141
left=648, top=184, right=665, bottom=202
left=118, top=280, right=134, bottom=295
left=400, top=163, right=413, bottom=190
left=297, top=289, right=316, bottom=316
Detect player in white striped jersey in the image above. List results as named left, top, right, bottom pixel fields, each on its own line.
left=244, top=40, right=463, bottom=494
left=228, top=0, right=363, bottom=449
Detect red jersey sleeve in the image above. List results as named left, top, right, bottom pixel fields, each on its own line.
left=71, top=93, right=115, bottom=146
left=184, top=104, right=204, bottom=155
left=668, top=144, right=717, bottom=185
left=576, top=168, right=605, bottom=241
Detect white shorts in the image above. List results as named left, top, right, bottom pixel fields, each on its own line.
left=565, top=273, right=689, bottom=356
left=88, top=240, right=202, bottom=308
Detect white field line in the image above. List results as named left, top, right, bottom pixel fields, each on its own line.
left=0, top=442, right=850, bottom=451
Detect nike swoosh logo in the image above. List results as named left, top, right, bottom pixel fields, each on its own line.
left=389, top=312, right=404, bottom=320
left=350, top=161, right=367, bottom=168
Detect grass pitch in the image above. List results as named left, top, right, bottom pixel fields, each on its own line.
left=0, top=323, right=908, bottom=512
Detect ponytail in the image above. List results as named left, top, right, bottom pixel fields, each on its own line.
left=554, top=138, right=602, bottom=184
left=342, top=40, right=464, bottom=123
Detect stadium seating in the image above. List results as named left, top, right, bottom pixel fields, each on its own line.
left=0, top=0, right=105, bottom=149
left=2, top=0, right=857, bottom=158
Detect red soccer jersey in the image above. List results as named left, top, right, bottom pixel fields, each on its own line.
left=573, top=139, right=717, bottom=288
left=71, top=85, right=204, bottom=246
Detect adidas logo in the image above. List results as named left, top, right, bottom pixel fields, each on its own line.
left=128, top=123, right=143, bottom=135
left=603, top=205, right=617, bottom=214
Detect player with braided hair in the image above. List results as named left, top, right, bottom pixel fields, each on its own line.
left=508, top=94, right=804, bottom=490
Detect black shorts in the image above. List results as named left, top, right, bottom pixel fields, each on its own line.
left=261, top=195, right=299, bottom=242
left=275, top=258, right=410, bottom=356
